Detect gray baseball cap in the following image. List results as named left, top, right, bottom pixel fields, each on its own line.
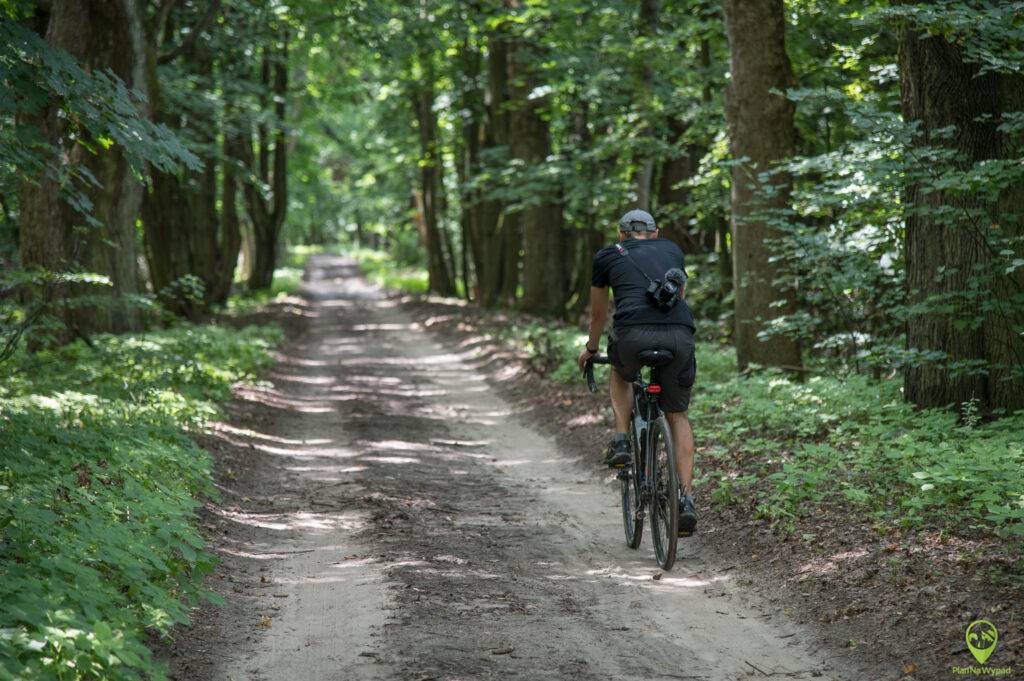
left=618, top=209, right=657, bottom=232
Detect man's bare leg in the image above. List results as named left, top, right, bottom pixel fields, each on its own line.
left=665, top=411, right=694, bottom=495
left=609, top=368, right=633, bottom=434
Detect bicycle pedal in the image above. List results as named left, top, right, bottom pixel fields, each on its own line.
left=678, top=531, right=694, bottom=538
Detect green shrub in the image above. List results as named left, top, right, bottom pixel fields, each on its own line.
left=692, top=361, right=1024, bottom=540
left=0, top=323, right=280, bottom=680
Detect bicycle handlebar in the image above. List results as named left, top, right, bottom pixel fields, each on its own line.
left=583, top=355, right=611, bottom=393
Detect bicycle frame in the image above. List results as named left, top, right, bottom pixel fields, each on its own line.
left=584, top=357, right=663, bottom=516
left=627, top=366, right=663, bottom=518
left=584, top=354, right=679, bottom=568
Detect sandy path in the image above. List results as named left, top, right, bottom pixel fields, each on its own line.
left=182, top=255, right=880, bottom=681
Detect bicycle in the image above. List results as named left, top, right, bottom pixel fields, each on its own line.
left=584, top=351, right=680, bottom=570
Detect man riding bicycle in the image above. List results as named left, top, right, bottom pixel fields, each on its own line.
left=576, top=209, right=698, bottom=535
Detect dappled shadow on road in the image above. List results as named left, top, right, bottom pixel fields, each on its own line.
left=165, top=256, right=855, bottom=681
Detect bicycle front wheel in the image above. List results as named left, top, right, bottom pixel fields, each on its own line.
left=648, top=417, right=679, bottom=570
left=620, top=421, right=643, bottom=549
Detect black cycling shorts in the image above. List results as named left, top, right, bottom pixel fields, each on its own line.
left=607, top=324, right=696, bottom=413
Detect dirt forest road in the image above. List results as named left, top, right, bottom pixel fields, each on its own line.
left=167, top=256, right=883, bottom=681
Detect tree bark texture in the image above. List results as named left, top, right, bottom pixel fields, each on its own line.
left=509, top=41, right=566, bottom=317
left=242, top=38, right=289, bottom=292
left=411, top=51, right=456, bottom=297
left=722, top=0, right=801, bottom=370
left=656, top=117, right=702, bottom=254
left=19, top=0, right=147, bottom=339
left=629, top=0, right=661, bottom=212
left=484, top=28, right=520, bottom=306
left=456, top=37, right=483, bottom=303
left=899, top=18, right=1024, bottom=412
left=141, top=3, right=242, bottom=312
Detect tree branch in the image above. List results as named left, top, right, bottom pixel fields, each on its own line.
left=157, top=0, right=222, bottom=64
left=150, top=0, right=179, bottom=46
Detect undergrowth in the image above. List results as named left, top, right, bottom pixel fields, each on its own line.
left=0, top=323, right=280, bottom=680
left=225, top=245, right=329, bottom=313
left=346, top=247, right=429, bottom=294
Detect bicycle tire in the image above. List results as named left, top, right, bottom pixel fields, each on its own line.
left=648, top=417, right=679, bottom=570
left=620, top=421, right=643, bottom=549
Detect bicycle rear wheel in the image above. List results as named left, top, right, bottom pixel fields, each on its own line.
left=648, top=417, right=679, bottom=570
left=620, top=422, right=643, bottom=549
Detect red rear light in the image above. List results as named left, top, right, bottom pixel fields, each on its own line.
left=646, top=384, right=662, bottom=394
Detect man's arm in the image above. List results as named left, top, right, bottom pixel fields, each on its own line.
left=578, top=286, right=610, bottom=371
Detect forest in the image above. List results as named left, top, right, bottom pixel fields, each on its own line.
left=2, top=0, right=1024, bottom=679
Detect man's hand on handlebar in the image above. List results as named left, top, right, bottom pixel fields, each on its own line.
left=577, top=346, right=597, bottom=372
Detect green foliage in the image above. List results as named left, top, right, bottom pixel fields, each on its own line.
left=348, top=247, right=429, bottom=295
left=691, top=361, right=1024, bottom=541
left=877, top=1, right=1024, bottom=75
left=745, top=1, right=1024, bottom=385
left=0, top=20, right=198, bottom=221
left=0, top=323, right=280, bottom=680
left=225, top=245, right=328, bottom=314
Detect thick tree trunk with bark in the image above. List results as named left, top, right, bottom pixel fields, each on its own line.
left=242, top=39, right=289, bottom=292
left=899, top=20, right=1024, bottom=412
left=722, top=0, right=801, bottom=370
left=141, top=4, right=240, bottom=313
left=630, top=0, right=660, bottom=211
left=509, top=41, right=565, bottom=317
left=411, top=52, right=456, bottom=297
left=656, top=117, right=702, bottom=253
left=142, top=46, right=220, bottom=316
left=208, top=130, right=243, bottom=305
left=656, top=27, right=713, bottom=256
left=459, top=21, right=521, bottom=307
left=456, top=38, right=484, bottom=303
left=19, top=0, right=147, bottom=340
left=483, top=29, right=519, bottom=306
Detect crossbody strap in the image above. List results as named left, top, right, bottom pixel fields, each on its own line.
left=614, top=243, right=657, bottom=284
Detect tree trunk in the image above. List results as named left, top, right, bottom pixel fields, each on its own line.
left=509, top=40, right=565, bottom=317
left=899, top=18, right=1024, bottom=412
left=143, top=44, right=222, bottom=317
left=19, top=0, right=147, bottom=341
left=722, top=0, right=801, bottom=370
left=629, top=0, right=660, bottom=211
left=456, top=36, right=483, bottom=302
left=142, top=5, right=241, bottom=313
left=656, top=117, right=702, bottom=253
left=656, top=25, right=713, bottom=254
left=410, top=50, right=456, bottom=297
left=242, top=37, right=289, bottom=292
left=465, top=29, right=511, bottom=306
left=486, top=28, right=522, bottom=306
left=207, top=130, right=243, bottom=305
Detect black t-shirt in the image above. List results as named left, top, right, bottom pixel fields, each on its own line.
left=591, top=238, right=696, bottom=331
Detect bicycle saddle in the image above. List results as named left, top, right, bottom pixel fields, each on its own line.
left=636, top=349, right=674, bottom=367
